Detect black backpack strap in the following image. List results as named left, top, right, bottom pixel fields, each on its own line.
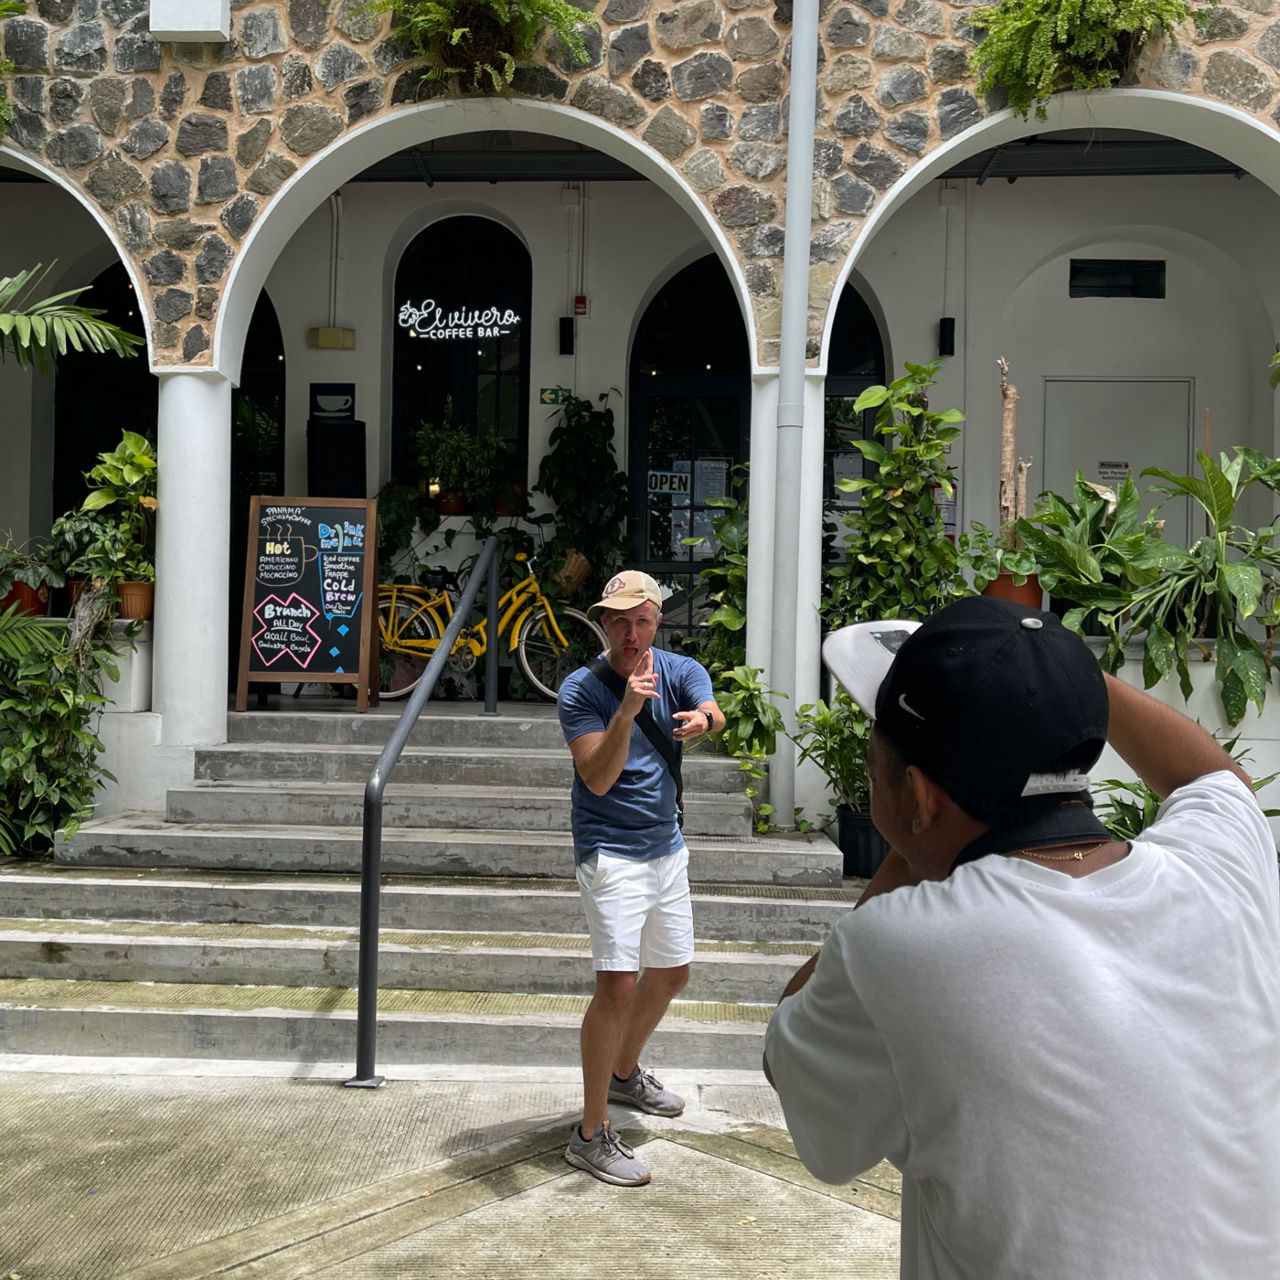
left=586, top=657, right=684, bottom=825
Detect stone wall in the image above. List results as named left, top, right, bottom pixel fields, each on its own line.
left=2, top=0, right=1279, bottom=366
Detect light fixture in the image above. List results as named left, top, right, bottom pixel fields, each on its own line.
left=428, top=479, right=440, bottom=498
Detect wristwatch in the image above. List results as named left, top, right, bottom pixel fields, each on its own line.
left=701, top=710, right=714, bottom=733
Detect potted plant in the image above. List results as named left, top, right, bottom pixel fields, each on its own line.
left=81, top=430, right=158, bottom=620
left=365, top=0, right=594, bottom=94
left=416, top=420, right=494, bottom=516
left=958, top=520, right=1040, bottom=603
left=969, top=0, right=1208, bottom=121
left=821, top=359, right=967, bottom=630
left=0, top=532, right=64, bottom=616
left=790, top=692, right=888, bottom=878
left=533, top=390, right=630, bottom=604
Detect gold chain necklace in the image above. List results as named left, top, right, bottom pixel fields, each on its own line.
left=1012, top=842, right=1109, bottom=863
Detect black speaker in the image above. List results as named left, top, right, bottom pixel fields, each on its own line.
left=559, top=316, right=574, bottom=356
left=306, top=418, right=367, bottom=498
left=938, top=317, right=956, bottom=358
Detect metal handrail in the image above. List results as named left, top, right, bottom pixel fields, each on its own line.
left=346, top=535, right=500, bottom=1088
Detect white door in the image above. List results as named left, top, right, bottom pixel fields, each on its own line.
left=1042, top=378, right=1192, bottom=546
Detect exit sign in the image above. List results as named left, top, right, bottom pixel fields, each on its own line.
left=539, top=387, right=568, bottom=405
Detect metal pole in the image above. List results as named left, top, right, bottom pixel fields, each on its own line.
left=482, top=552, right=499, bottom=716
left=346, top=538, right=499, bottom=1088
left=347, top=774, right=386, bottom=1088
left=770, top=0, right=821, bottom=829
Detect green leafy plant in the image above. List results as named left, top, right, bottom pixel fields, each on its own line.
left=0, top=531, right=64, bottom=601
left=364, top=0, right=593, bottom=93
left=822, top=359, right=967, bottom=630
left=1017, top=471, right=1163, bottom=652
left=680, top=466, right=751, bottom=677
left=533, top=390, right=630, bottom=603
left=957, top=520, right=1039, bottom=592
left=789, top=692, right=872, bottom=814
left=1093, top=737, right=1279, bottom=841
left=969, top=0, right=1212, bottom=121
left=0, top=263, right=143, bottom=371
left=0, top=585, right=118, bottom=856
left=1270, top=349, right=1279, bottom=391
left=81, top=430, right=158, bottom=583
left=713, top=664, right=787, bottom=833
left=376, top=481, right=441, bottom=580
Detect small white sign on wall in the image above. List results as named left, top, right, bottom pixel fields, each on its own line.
left=149, top=0, right=232, bottom=40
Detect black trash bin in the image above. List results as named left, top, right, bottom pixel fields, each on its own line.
left=306, top=418, right=367, bottom=498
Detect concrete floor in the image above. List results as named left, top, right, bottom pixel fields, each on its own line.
left=0, top=1058, right=901, bottom=1280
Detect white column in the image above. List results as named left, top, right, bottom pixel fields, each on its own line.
left=153, top=368, right=232, bottom=747
left=745, top=373, right=778, bottom=676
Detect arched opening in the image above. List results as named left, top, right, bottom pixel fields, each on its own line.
left=628, top=253, right=750, bottom=646
left=52, top=261, right=156, bottom=520
left=824, top=283, right=887, bottom=510
left=390, top=215, right=531, bottom=489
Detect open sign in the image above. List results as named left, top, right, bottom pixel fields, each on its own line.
left=648, top=470, right=691, bottom=495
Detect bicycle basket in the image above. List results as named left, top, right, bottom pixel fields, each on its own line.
left=551, top=549, right=592, bottom=599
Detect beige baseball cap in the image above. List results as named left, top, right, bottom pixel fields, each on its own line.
left=588, top=570, right=664, bottom=617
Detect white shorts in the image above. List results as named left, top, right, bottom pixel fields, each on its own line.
left=575, top=845, right=694, bottom=972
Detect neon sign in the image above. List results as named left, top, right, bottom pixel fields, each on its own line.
left=398, top=299, right=521, bottom=341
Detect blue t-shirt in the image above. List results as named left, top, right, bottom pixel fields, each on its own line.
left=558, top=646, right=713, bottom=865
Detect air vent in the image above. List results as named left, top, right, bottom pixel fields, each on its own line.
left=1069, top=259, right=1166, bottom=299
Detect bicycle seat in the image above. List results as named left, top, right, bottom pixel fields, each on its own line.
left=418, top=566, right=457, bottom=590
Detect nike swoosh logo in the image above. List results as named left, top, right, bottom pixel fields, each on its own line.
left=898, top=694, right=925, bottom=721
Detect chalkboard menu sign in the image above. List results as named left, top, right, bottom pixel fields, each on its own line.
left=235, top=496, right=378, bottom=711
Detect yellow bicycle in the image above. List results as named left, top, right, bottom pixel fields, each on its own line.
left=376, top=552, right=606, bottom=702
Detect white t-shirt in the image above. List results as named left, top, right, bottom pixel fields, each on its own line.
left=765, top=770, right=1280, bottom=1279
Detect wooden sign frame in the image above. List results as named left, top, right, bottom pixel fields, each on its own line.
left=235, top=495, right=379, bottom=712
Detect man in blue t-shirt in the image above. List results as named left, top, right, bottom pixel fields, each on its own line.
left=557, top=569, right=724, bottom=1186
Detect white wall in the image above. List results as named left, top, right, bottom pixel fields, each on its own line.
left=262, top=179, right=711, bottom=512
left=854, top=172, right=1280, bottom=535
left=0, top=184, right=120, bottom=542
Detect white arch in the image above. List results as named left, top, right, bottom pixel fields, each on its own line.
left=822, top=88, right=1280, bottom=367
left=0, top=144, right=155, bottom=361
left=220, top=97, right=759, bottom=382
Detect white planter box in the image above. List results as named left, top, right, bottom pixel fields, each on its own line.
left=104, top=621, right=152, bottom=714
left=149, top=0, right=231, bottom=40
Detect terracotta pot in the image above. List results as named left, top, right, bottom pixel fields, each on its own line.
left=437, top=491, right=468, bottom=517
left=1, top=582, right=49, bottom=616
left=982, top=571, right=1043, bottom=610
left=117, top=580, right=155, bottom=621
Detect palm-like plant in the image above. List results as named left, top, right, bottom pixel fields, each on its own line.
left=0, top=264, right=143, bottom=372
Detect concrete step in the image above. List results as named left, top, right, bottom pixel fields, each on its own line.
left=2, top=865, right=860, bottom=944
left=164, top=782, right=756, bottom=838
left=0, top=978, right=769, bottom=1069
left=0, top=918, right=816, bottom=1003
left=57, top=818, right=841, bottom=886
left=193, top=742, right=747, bottom=794
left=227, top=707, right=569, bottom=751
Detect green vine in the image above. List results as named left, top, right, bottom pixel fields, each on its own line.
left=365, top=0, right=593, bottom=93
left=969, top=0, right=1213, bottom=120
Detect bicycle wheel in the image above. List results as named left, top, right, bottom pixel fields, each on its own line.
left=377, top=596, right=441, bottom=700
left=516, top=605, right=606, bottom=701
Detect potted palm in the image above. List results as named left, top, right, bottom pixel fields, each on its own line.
left=790, top=692, right=888, bottom=878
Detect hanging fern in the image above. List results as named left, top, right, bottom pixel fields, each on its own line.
left=366, top=0, right=594, bottom=93
left=969, top=0, right=1214, bottom=120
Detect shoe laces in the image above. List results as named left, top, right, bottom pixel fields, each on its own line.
left=600, top=1127, right=636, bottom=1159
left=636, top=1068, right=664, bottom=1096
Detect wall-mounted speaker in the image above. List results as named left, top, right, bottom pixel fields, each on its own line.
left=938, top=316, right=956, bottom=358
left=559, top=317, right=574, bottom=356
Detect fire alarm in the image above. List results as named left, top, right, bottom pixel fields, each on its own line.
left=574, top=295, right=589, bottom=318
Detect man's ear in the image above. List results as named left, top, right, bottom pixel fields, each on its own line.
left=905, top=764, right=946, bottom=833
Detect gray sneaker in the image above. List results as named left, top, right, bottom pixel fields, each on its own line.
left=565, top=1123, right=651, bottom=1186
left=608, top=1066, right=685, bottom=1117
